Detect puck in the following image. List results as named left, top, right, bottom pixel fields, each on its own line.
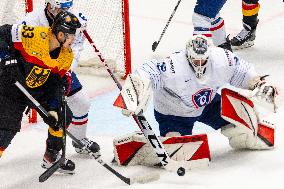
left=177, top=167, right=185, bottom=176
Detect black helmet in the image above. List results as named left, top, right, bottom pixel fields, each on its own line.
left=52, top=10, right=81, bottom=35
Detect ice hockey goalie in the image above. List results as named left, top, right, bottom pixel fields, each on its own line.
left=113, top=86, right=276, bottom=169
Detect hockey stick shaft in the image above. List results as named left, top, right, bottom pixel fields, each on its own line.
left=83, top=31, right=179, bottom=170
left=152, top=0, right=182, bottom=52
left=15, top=81, right=134, bottom=185
left=82, top=30, right=122, bottom=90
left=15, top=81, right=68, bottom=182
left=65, top=129, right=131, bottom=185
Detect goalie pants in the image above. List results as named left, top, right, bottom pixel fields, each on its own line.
left=155, top=94, right=229, bottom=136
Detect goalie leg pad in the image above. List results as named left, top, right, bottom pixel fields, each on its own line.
left=221, top=124, right=274, bottom=150
left=113, top=132, right=210, bottom=169
left=221, top=88, right=275, bottom=150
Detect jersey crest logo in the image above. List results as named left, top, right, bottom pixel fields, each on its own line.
left=26, top=66, right=51, bottom=88
left=157, top=62, right=166, bottom=72
left=40, top=32, right=47, bottom=39
left=192, top=88, right=213, bottom=108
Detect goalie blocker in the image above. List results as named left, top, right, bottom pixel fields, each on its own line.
left=113, top=132, right=210, bottom=169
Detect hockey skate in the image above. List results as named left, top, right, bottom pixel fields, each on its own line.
left=72, top=138, right=101, bottom=157
left=42, top=149, right=75, bottom=175
left=218, top=36, right=232, bottom=52
left=230, top=22, right=257, bottom=50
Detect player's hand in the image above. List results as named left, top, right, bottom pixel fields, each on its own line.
left=44, top=111, right=59, bottom=129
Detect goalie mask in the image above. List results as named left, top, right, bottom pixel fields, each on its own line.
left=186, top=35, right=211, bottom=79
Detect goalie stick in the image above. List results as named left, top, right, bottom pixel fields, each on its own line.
left=83, top=30, right=186, bottom=176
left=15, top=81, right=159, bottom=185
left=152, top=0, right=182, bottom=52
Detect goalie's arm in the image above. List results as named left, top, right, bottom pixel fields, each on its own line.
left=114, top=59, right=164, bottom=115
left=134, top=59, right=164, bottom=90
left=225, top=51, right=258, bottom=89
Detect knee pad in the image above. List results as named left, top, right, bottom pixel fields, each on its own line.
left=0, top=129, right=17, bottom=157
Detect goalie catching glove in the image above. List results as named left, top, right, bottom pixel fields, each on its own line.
left=114, top=74, right=152, bottom=116
left=248, top=75, right=278, bottom=112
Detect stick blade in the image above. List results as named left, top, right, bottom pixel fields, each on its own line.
left=152, top=41, right=158, bottom=52
left=130, top=172, right=160, bottom=184
left=39, top=160, right=62, bottom=182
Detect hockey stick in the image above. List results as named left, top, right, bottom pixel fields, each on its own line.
left=15, top=82, right=68, bottom=182
left=152, top=0, right=182, bottom=52
left=39, top=158, right=64, bottom=182
left=83, top=30, right=186, bottom=176
left=15, top=81, right=159, bottom=184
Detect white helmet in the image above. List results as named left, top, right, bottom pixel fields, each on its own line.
left=186, top=34, right=211, bottom=79
left=45, top=0, right=73, bottom=10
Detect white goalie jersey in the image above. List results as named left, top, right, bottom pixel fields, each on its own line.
left=17, top=6, right=87, bottom=70
left=135, top=47, right=258, bottom=117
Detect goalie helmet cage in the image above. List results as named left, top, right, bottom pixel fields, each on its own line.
left=0, top=0, right=132, bottom=78
left=0, top=0, right=132, bottom=123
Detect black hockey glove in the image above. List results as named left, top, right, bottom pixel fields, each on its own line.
left=43, top=111, right=59, bottom=130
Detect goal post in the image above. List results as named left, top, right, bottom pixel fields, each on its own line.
left=0, top=0, right=132, bottom=123
left=0, top=0, right=132, bottom=78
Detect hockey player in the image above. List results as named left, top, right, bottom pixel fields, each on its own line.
left=0, top=11, right=81, bottom=173
left=192, top=0, right=232, bottom=51
left=113, top=35, right=277, bottom=167
left=18, top=0, right=101, bottom=156
left=230, top=0, right=260, bottom=49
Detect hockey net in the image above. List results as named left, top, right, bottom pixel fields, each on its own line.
left=0, top=0, right=132, bottom=78
left=0, top=0, right=132, bottom=123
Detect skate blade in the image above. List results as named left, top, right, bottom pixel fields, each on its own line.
left=42, top=165, right=75, bottom=175
left=56, top=169, right=75, bottom=175
left=232, top=41, right=254, bottom=50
